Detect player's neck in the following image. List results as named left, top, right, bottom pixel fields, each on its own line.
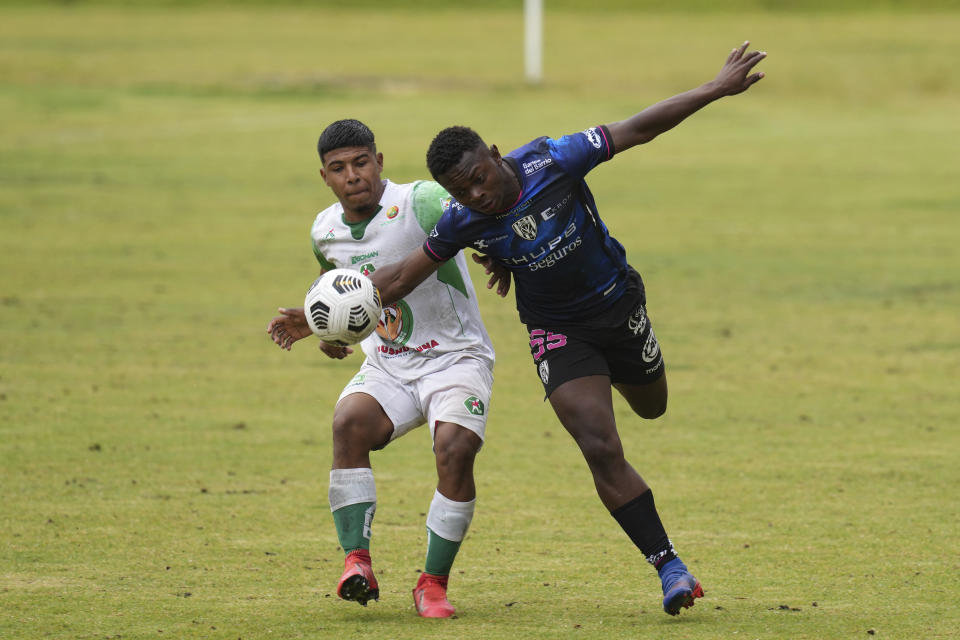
left=342, top=203, right=380, bottom=224
left=500, top=161, right=523, bottom=212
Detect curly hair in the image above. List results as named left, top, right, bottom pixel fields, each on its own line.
left=317, top=119, right=376, bottom=163
left=426, top=126, right=485, bottom=180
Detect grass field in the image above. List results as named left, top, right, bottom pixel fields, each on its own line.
left=2, top=3, right=959, bottom=639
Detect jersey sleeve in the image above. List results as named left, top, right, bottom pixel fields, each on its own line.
left=546, top=125, right=614, bottom=179
left=410, top=180, right=451, bottom=234
left=422, top=202, right=466, bottom=263
left=309, top=215, right=336, bottom=270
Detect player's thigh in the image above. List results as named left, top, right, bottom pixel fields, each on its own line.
left=335, top=364, right=424, bottom=449
left=527, top=326, right=610, bottom=399
left=332, top=392, right=395, bottom=451
left=606, top=303, right=668, bottom=418
left=417, top=357, right=493, bottom=446
left=613, top=374, right=668, bottom=420
left=548, top=375, right=618, bottom=444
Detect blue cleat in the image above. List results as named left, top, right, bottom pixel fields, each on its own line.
left=659, top=557, right=704, bottom=616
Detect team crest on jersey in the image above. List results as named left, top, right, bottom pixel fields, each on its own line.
left=359, top=263, right=376, bottom=276
left=583, top=127, right=603, bottom=149
left=322, top=228, right=335, bottom=240
left=512, top=214, right=538, bottom=241
left=386, top=205, right=399, bottom=219
left=464, top=396, right=485, bottom=416
left=538, top=360, right=550, bottom=384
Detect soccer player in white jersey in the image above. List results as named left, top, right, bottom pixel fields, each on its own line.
left=266, top=120, right=508, bottom=618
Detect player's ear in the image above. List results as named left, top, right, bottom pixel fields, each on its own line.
left=490, top=144, right=502, bottom=164
left=375, top=152, right=384, bottom=170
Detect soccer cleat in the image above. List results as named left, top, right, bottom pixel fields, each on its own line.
left=412, top=572, right=455, bottom=618
left=337, top=549, right=379, bottom=606
left=658, top=557, right=704, bottom=616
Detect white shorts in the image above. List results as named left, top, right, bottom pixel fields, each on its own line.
left=337, top=356, right=493, bottom=445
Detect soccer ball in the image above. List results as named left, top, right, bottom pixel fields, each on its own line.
left=304, top=268, right=382, bottom=346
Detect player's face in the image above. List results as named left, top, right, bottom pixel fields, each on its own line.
left=438, top=144, right=518, bottom=216
left=321, top=146, right=385, bottom=219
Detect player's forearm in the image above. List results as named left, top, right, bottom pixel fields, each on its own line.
left=369, top=263, right=415, bottom=307
left=368, top=248, right=440, bottom=307
left=611, top=82, right=724, bottom=151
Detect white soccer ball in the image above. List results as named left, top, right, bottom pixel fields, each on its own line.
left=304, top=268, right=382, bottom=346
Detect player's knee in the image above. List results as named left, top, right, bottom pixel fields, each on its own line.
left=331, top=410, right=386, bottom=451
left=434, top=427, right=480, bottom=471
left=577, top=433, right=625, bottom=469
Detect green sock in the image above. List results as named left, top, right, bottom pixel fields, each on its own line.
left=424, top=527, right=462, bottom=576
left=332, top=502, right=375, bottom=552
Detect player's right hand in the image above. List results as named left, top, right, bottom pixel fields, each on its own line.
left=266, top=307, right=313, bottom=351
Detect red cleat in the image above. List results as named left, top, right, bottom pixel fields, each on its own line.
left=337, top=549, right=379, bottom=606
left=412, top=573, right=455, bottom=618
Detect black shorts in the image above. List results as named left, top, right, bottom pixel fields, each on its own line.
left=526, top=283, right=665, bottom=397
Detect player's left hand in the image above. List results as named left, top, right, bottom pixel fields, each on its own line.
left=266, top=306, right=313, bottom=351
left=472, top=253, right=511, bottom=297
left=318, top=341, right=353, bottom=359
left=712, top=40, right=766, bottom=96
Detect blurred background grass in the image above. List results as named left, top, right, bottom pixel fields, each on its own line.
left=1, top=2, right=958, bottom=639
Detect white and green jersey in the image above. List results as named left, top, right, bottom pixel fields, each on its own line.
left=310, top=179, right=494, bottom=381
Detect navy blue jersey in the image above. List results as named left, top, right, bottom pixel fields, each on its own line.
left=424, top=125, right=638, bottom=325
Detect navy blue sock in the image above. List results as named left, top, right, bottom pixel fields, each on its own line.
left=610, top=489, right=678, bottom=569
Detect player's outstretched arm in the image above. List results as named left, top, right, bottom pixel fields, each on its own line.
left=266, top=307, right=354, bottom=357
left=369, top=247, right=441, bottom=307
left=266, top=307, right=313, bottom=351
left=607, top=41, right=766, bottom=153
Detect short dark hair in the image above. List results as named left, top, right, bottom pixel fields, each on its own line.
left=317, top=119, right=375, bottom=163
left=426, top=126, right=485, bottom=180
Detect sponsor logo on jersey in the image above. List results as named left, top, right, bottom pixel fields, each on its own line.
left=512, top=214, right=538, bottom=241
left=584, top=127, right=603, bottom=149
left=504, top=221, right=580, bottom=269
left=346, top=373, right=366, bottom=387
left=376, top=300, right=414, bottom=346
left=385, top=205, right=399, bottom=219
left=538, top=360, right=550, bottom=384
left=464, top=396, right=485, bottom=416
left=351, top=251, right=379, bottom=264
left=539, top=192, right=574, bottom=221
left=522, top=157, right=553, bottom=175
left=472, top=233, right=508, bottom=250
left=375, top=339, right=439, bottom=356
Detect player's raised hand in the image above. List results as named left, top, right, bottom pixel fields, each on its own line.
left=266, top=306, right=313, bottom=351
left=712, top=41, right=766, bottom=96
left=472, top=253, right=512, bottom=298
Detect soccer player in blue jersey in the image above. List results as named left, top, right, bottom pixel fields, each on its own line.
left=369, top=42, right=767, bottom=615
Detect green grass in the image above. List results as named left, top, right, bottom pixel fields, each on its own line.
left=2, top=5, right=959, bottom=639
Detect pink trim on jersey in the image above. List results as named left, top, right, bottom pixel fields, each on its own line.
left=423, top=239, right=445, bottom=261
left=598, top=125, right=612, bottom=159
left=506, top=187, right=524, bottom=210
